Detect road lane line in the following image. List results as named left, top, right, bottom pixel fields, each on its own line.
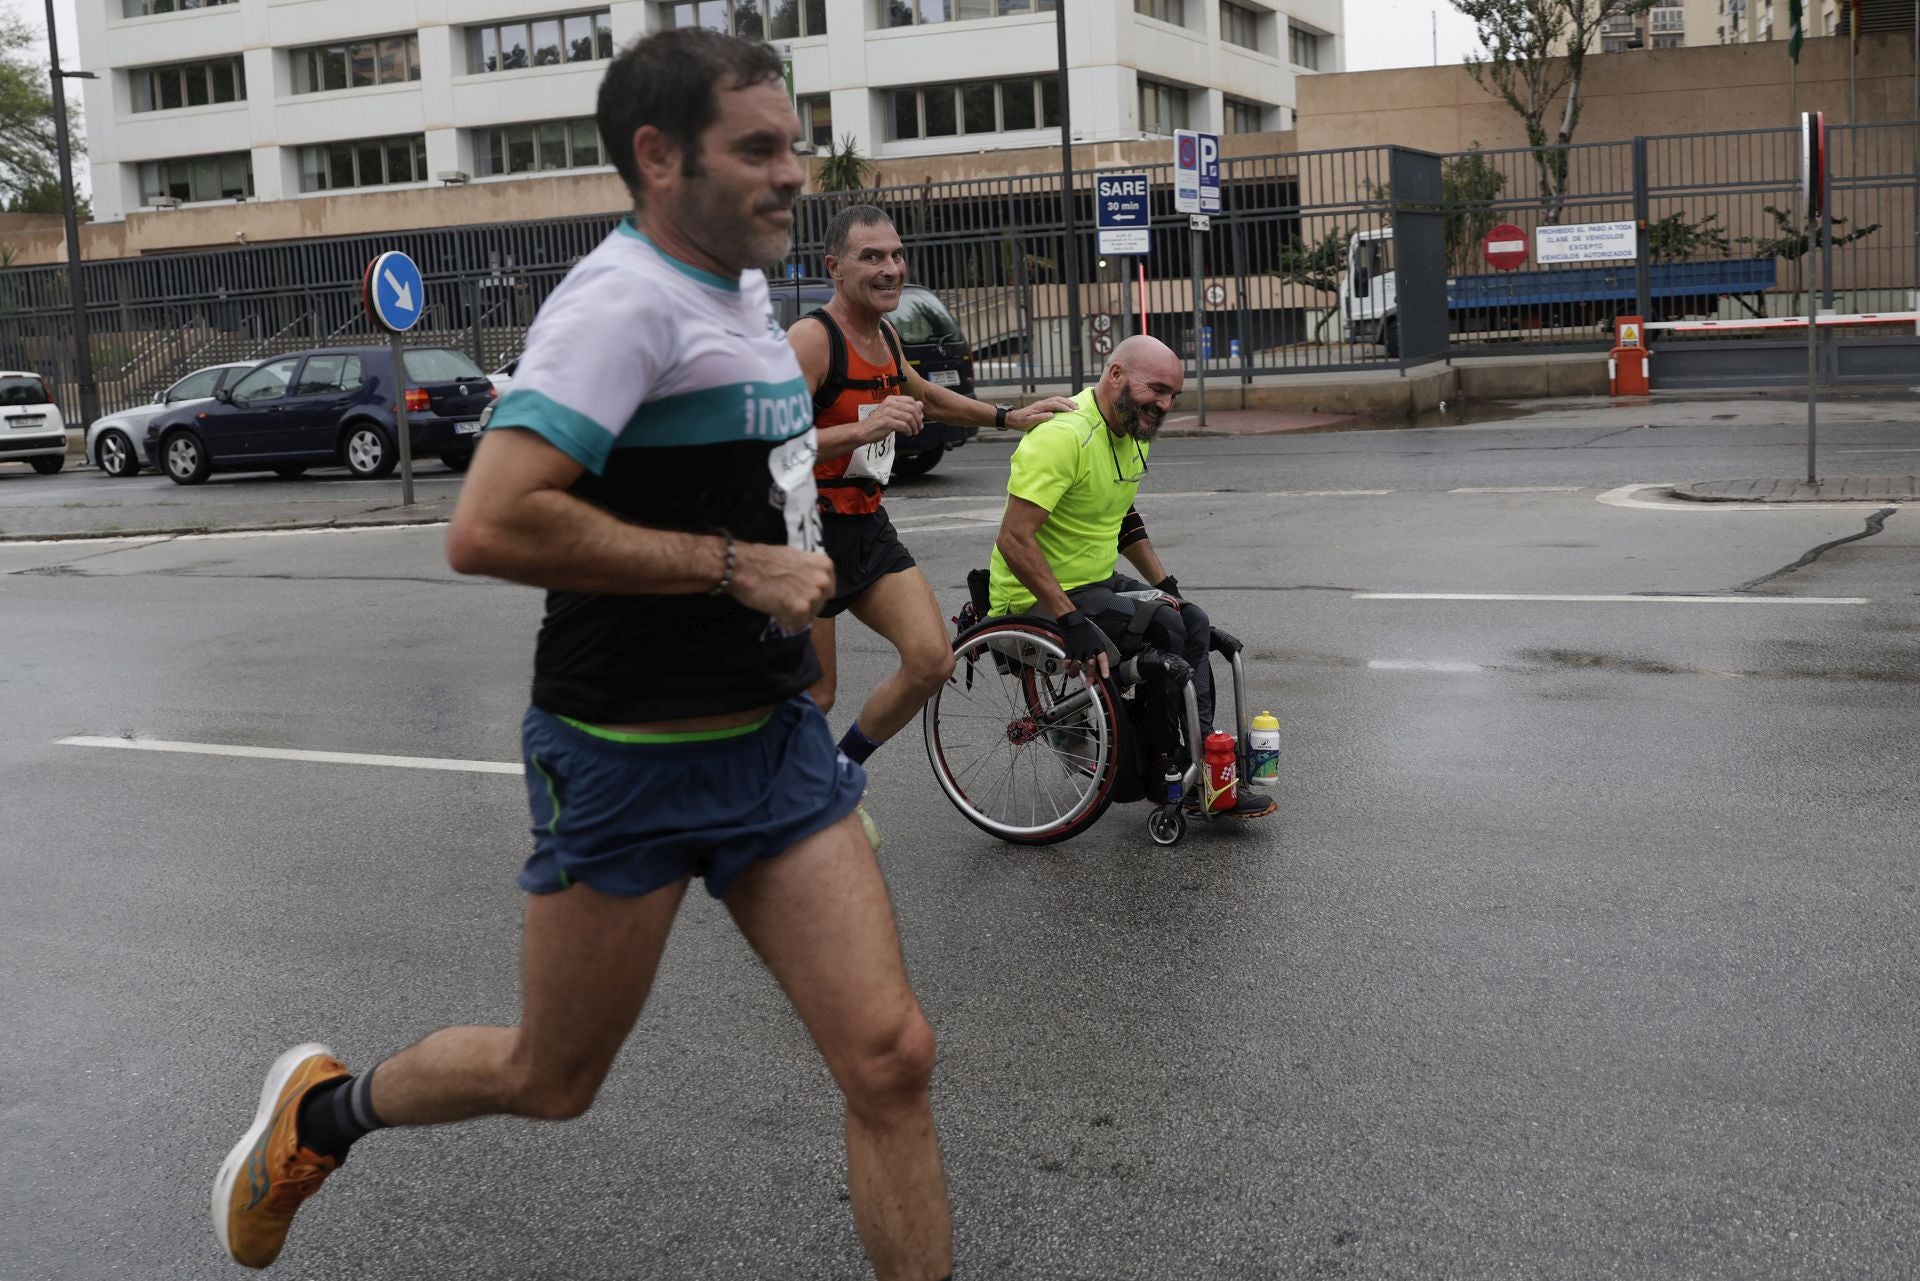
left=57, top=736, right=522, bottom=774
left=2, top=523, right=447, bottom=549
left=1450, top=486, right=1582, bottom=493
left=1353, top=592, right=1868, bottom=604
left=1368, top=659, right=1488, bottom=672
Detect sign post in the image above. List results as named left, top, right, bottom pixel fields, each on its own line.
left=1802, top=111, right=1826, bottom=483
left=1174, top=131, right=1221, bottom=427
left=363, top=250, right=426, bottom=506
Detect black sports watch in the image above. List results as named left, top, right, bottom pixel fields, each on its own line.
left=994, top=404, right=1010, bottom=430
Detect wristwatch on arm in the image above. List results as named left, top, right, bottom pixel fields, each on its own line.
left=994, top=404, right=1010, bottom=430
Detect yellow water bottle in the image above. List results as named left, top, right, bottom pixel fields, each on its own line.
left=1249, top=711, right=1280, bottom=784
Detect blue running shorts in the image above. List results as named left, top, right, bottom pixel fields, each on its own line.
left=517, top=695, right=867, bottom=899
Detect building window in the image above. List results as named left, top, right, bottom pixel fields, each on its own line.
left=1134, top=0, right=1185, bottom=24
left=1223, top=96, right=1265, bottom=134
left=1650, top=6, right=1684, bottom=31
left=291, top=35, right=420, bottom=93
left=887, top=77, right=1059, bottom=140
left=298, top=133, right=427, bottom=191
left=470, top=11, right=613, bottom=72
left=659, top=0, right=784, bottom=38
left=797, top=95, right=832, bottom=149
left=887, top=0, right=1051, bottom=24
left=1220, top=0, right=1259, bottom=49
left=474, top=116, right=605, bottom=176
left=122, top=0, right=236, bottom=16
left=1603, top=35, right=1633, bottom=50
left=139, top=151, right=253, bottom=203
left=1288, top=24, right=1321, bottom=69
left=769, top=0, right=829, bottom=37
left=1138, top=77, right=1188, bottom=135
left=130, top=57, right=246, bottom=112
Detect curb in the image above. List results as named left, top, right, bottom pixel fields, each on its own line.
left=0, top=514, right=450, bottom=544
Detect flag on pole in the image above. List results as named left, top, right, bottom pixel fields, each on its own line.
left=1787, top=0, right=1805, bottom=61
left=1848, top=0, right=1863, bottom=53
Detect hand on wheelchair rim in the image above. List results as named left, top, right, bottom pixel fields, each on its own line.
left=1066, top=651, right=1111, bottom=681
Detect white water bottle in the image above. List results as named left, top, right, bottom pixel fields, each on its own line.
left=1249, top=711, right=1280, bottom=785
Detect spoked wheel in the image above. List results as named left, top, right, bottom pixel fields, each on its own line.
left=924, top=621, right=1123, bottom=846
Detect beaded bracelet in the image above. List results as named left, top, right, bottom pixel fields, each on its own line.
left=709, top=531, right=737, bottom=596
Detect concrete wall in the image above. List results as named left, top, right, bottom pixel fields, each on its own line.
left=1295, top=31, right=1918, bottom=155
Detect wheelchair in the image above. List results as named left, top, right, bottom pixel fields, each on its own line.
left=922, top=573, right=1261, bottom=848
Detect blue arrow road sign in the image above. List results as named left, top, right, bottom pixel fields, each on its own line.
left=1096, top=173, right=1150, bottom=255
left=364, top=250, right=424, bottom=333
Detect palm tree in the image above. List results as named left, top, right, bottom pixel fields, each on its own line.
left=814, top=134, right=875, bottom=194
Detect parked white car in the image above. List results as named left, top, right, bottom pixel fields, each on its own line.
left=0, top=371, right=70, bottom=475
left=87, top=361, right=255, bottom=478
left=487, top=357, right=518, bottom=397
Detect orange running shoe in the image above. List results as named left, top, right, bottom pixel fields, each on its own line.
left=211, top=1043, right=349, bottom=1269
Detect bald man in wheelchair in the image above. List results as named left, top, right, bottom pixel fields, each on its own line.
left=984, top=335, right=1275, bottom=819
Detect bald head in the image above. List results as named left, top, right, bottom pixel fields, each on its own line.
left=1096, top=334, right=1182, bottom=443
left=1109, top=334, right=1179, bottom=381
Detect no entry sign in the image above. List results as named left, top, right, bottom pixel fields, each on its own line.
left=1483, top=223, right=1527, bottom=271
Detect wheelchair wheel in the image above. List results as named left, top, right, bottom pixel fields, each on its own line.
left=923, top=619, right=1124, bottom=845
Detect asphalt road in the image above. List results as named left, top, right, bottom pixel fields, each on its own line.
left=3, top=414, right=1917, bottom=1280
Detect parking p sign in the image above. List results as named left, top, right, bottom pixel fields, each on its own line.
left=1173, top=130, right=1221, bottom=214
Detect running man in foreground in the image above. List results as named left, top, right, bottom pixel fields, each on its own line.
left=791, top=205, right=1076, bottom=768
left=211, top=30, right=952, bottom=1279
left=988, top=334, right=1275, bottom=818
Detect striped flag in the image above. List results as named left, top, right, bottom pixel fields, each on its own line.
left=1787, top=0, right=1805, bottom=60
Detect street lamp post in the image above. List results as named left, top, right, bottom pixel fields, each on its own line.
left=1054, top=0, right=1083, bottom=392
left=44, top=0, right=98, bottom=429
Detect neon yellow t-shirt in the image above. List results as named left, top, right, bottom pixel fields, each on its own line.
left=988, top=388, right=1150, bottom=615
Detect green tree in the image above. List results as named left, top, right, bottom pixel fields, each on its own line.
left=1273, top=228, right=1351, bottom=338
left=5, top=176, right=87, bottom=217
left=1441, top=144, right=1506, bottom=273
left=1646, top=211, right=1731, bottom=261
left=813, top=134, right=875, bottom=193
left=1741, top=204, right=1880, bottom=261
left=1452, top=0, right=1654, bottom=224
left=0, top=14, right=78, bottom=207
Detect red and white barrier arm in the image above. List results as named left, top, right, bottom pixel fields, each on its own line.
left=1644, top=312, right=1920, bottom=334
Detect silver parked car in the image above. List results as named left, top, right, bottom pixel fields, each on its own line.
left=87, top=361, right=254, bottom=478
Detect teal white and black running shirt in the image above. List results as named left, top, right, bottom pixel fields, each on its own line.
left=485, top=218, right=823, bottom=723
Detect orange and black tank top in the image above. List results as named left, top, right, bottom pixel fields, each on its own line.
left=808, top=308, right=907, bottom=517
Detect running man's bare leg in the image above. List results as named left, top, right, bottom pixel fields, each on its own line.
left=844, top=567, right=956, bottom=744
left=367, top=878, right=689, bottom=1125
left=808, top=614, right=840, bottom=714
left=725, top=814, right=951, bottom=1281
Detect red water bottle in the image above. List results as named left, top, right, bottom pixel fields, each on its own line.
left=1203, top=732, right=1238, bottom=813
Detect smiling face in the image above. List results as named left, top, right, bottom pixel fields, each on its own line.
left=1102, top=340, right=1184, bottom=441
left=827, top=218, right=908, bottom=315
left=639, top=75, right=807, bottom=273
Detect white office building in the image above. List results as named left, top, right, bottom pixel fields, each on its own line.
left=77, top=0, right=1342, bottom=224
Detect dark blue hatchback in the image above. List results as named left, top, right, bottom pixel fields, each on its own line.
left=143, top=345, right=495, bottom=485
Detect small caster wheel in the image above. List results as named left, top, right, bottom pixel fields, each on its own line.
left=1148, top=805, right=1186, bottom=847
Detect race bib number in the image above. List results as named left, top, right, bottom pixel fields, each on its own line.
left=843, top=402, right=896, bottom=485
left=767, top=429, right=822, bottom=553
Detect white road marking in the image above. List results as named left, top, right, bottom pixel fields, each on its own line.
left=57, top=735, right=522, bottom=774
left=1598, top=483, right=1916, bottom=512
left=1450, top=486, right=1582, bottom=493
left=1354, top=592, right=1868, bottom=605
left=1, top=523, right=447, bottom=549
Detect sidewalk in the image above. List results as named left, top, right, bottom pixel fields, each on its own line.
left=1671, top=477, right=1919, bottom=503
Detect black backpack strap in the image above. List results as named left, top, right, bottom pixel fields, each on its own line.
left=878, top=319, right=909, bottom=387
left=803, top=308, right=849, bottom=414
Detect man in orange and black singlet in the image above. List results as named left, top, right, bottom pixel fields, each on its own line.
left=789, top=205, right=1077, bottom=768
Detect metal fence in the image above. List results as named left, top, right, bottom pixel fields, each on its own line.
left=2, top=121, right=1916, bottom=424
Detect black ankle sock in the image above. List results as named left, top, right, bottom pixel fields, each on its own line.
left=296, top=1064, right=387, bottom=1161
